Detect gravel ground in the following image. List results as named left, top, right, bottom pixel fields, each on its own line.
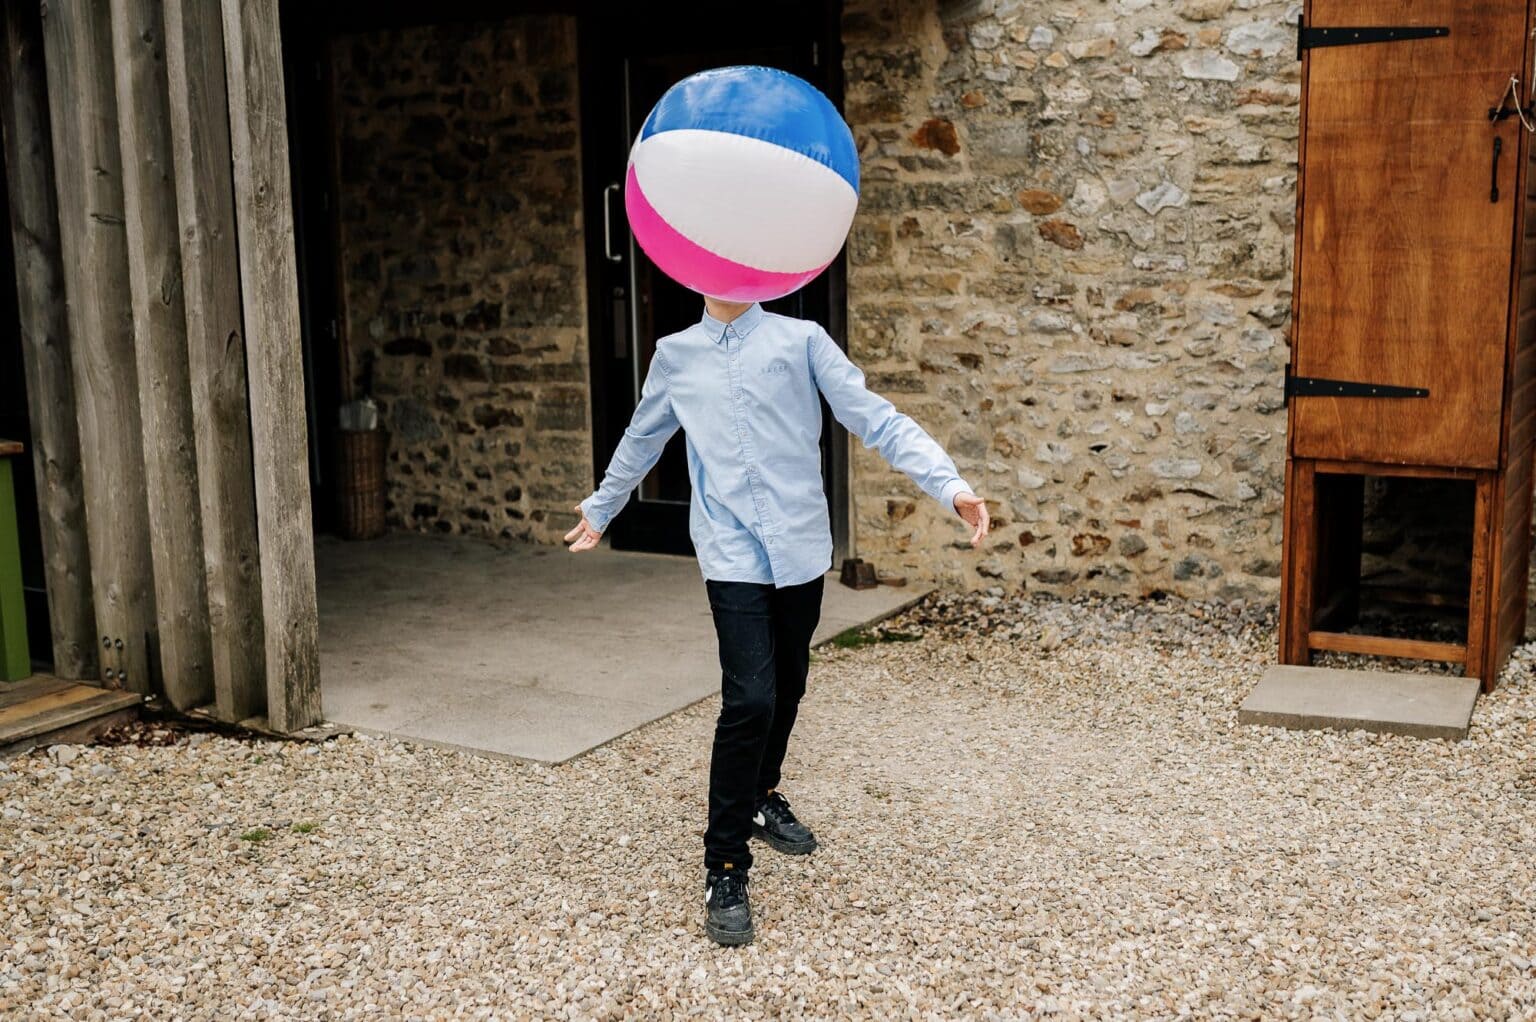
left=4, top=592, right=1536, bottom=1020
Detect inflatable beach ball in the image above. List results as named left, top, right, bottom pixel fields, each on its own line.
left=625, top=65, right=860, bottom=303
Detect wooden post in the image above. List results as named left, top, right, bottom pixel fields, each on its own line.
left=162, top=0, right=265, bottom=722
left=220, top=0, right=321, bottom=731
left=38, top=0, right=157, bottom=693
left=0, top=1, right=98, bottom=680
left=109, top=0, right=213, bottom=711
left=1467, top=473, right=1496, bottom=691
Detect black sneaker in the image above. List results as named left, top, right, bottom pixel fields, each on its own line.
left=752, top=790, right=818, bottom=855
left=704, top=866, right=753, bottom=946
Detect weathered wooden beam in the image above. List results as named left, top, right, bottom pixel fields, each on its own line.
left=109, top=0, right=214, bottom=711
left=38, top=0, right=157, bottom=693
left=220, top=0, right=321, bottom=731
left=162, top=0, right=265, bottom=722
left=0, top=1, right=98, bottom=680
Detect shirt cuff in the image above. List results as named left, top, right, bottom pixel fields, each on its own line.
left=938, top=478, right=972, bottom=514
left=580, top=495, right=613, bottom=534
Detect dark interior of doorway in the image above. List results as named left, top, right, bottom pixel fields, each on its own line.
left=280, top=1, right=849, bottom=555
left=1309, top=474, right=1476, bottom=649
left=0, top=161, right=54, bottom=671
left=279, top=0, right=346, bottom=536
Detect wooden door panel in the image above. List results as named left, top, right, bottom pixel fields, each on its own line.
left=581, top=8, right=836, bottom=556
left=1306, top=0, right=1526, bottom=92
left=1293, top=0, right=1527, bottom=467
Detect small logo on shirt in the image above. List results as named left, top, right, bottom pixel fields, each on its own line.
left=761, top=359, right=790, bottom=376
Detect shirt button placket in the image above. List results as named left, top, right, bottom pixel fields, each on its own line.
left=727, top=331, right=777, bottom=580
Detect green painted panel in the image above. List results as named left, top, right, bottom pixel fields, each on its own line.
left=0, top=456, right=31, bottom=680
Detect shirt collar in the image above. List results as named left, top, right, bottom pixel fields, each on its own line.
left=701, top=302, right=765, bottom=344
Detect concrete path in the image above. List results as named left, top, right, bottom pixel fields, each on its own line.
left=315, top=533, right=926, bottom=762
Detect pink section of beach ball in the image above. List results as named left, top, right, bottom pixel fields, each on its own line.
left=625, top=167, right=830, bottom=303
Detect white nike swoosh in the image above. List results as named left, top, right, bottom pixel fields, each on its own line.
left=753, top=812, right=766, bottom=827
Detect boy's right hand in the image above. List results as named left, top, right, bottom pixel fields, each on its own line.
left=565, top=505, right=603, bottom=552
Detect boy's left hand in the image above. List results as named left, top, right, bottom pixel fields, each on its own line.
left=565, top=505, right=604, bottom=553
left=953, top=492, right=990, bottom=548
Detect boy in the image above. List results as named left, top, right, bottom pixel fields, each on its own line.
left=567, top=298, right=988, bottom=945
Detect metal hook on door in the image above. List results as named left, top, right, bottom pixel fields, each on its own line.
left=1489, top=76, right=1536, bottom=132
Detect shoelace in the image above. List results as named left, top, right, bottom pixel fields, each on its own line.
left=762, top=792, right=799, bottom=826
left=709, top=872, right=748, bottom=906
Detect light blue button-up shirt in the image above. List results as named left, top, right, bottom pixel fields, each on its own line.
left=581, top=304, right=971, bottom=588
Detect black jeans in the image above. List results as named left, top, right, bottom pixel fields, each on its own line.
left=703, top=575, right=824, bottom=871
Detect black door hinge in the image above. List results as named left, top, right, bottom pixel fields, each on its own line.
left=1297, top=16, right=1449, bottom=60
left=1284, top=366, right=1430, bottom=405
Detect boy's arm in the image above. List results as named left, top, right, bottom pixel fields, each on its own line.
left=569, top=352, right=680, bottom=548
left=809, top=326, right=980, bottom=523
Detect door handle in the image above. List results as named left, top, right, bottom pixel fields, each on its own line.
left=1492, top=136, right=1503, bottom=203
left=603, top=183, right=623, bottom=263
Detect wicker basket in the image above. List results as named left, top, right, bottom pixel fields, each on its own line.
left=336, top=428, right=387, bottom=540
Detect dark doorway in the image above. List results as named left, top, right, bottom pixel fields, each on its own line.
left=283, top=2, right=849, bottom=553
left=0, top=161, right=54, bottom=670
left=280, top=0, right=346, bottom=536
left=579, top=4, right=848, bottom=557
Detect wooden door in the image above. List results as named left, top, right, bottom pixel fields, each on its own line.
left=580, top=6, right=841, bottom=556
left=1291, top=0, right=1530, bottom=468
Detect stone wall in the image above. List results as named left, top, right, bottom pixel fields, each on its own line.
left=841, top=0, right=1300, bottom=600
left=333, top=16, right=589, bottom=544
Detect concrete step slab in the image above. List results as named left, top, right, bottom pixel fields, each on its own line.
left=1239, top=664, right=1479, bottom=741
